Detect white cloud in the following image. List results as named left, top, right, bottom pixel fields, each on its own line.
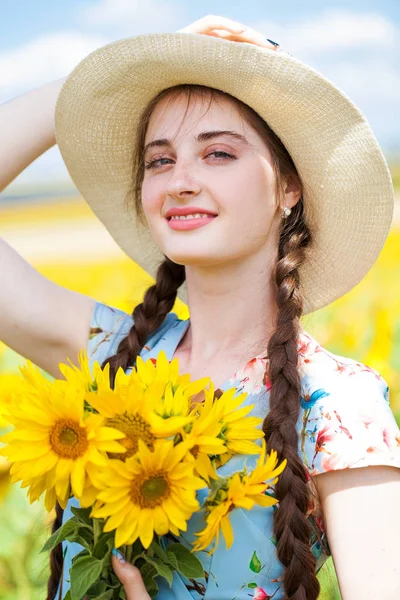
left=253, top=9, right=400, bottom=150
left=81, top=0, right=184, bottom=34
left=0, top=31, right=109, bottom=102
left=254, top=9, right=397, bottom=55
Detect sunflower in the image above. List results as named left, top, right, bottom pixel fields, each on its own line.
left=135, top=351, right=209, bottom=398
left=57, top=349, right=99, bottom=393
left=183, top=384, right=264, bottom=476
left=211, top=387, right=264, bottom=455
left=193, top=441, right=286, bottom=554
left=181, top=388, right=227, bottom=482
left=0, top=361, right=126, bottom=509
left=91, top=439, right=205, bottom=548
left=0, top=373, right=22, bottom=427
left=85, top=352, right=209, bottom=459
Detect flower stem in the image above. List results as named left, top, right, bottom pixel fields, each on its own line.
left=93, top=518, right=102, bottom=546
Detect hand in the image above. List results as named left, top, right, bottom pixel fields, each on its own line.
left=178, top=14, right=280, bottom=51
left=112, top=549, right=151, bottom=600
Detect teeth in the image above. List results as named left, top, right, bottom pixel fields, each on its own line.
left=170, top=213, right=213, bottom=220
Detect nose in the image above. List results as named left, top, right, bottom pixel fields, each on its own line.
left=165, top=162, right=202, bottom=200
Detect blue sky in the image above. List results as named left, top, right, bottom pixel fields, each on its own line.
left=2, top=0, right=400, bottom=187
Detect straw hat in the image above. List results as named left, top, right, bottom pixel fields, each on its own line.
left=54, top=33, right=394, bottom=314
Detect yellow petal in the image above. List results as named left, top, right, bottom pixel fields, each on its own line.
left=138, top=508, right=154, bottom=549
left=6, top=443, right=50, bottom=461
left=71, top=460, right=86, bottom=498
left=96, top=487, right=129, bottom=503
left=153, top=506, right=169, bottom=536
left=220, top=514, right=234, bottom=550
left=227, top=440, right=262, bottom=454
left=115, top=516, right=138, bottom=548
left=253, top=494, right=279, bottom=508
left=103, top=503, right=134, bottom=532
left=95, top=427, right=126, bottom=441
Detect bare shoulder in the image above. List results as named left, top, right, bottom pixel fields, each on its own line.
left=314, top=466, right=400, bottom=599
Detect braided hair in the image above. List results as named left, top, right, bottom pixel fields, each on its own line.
left=102, top=258, right=185, bottom=388
left=47, top=85, right=321, bottom=599
left=46, top=502, right=64, bottom=600
left=263, top=199, right=320, bottom=599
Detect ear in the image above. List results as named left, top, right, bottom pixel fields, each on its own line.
left=281, top=177, right=302, bottom=210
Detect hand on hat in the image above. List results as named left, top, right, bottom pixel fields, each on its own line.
left=178, top=15, right=279, bottom=51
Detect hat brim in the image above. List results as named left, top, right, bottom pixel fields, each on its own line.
left=54, top=33, right=394, bottom=314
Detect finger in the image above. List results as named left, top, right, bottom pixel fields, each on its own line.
left=177, top=15, right=280, bottom=51
left=206, top=29, right=277, bottom=50
left=178, top=15, right=247, bottom=35
left=112, top=549, right=151, bottom=600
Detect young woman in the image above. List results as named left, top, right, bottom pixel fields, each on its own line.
left=1, top=15, right=399, bottom=600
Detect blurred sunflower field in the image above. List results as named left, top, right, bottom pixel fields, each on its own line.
left=0, top=187, right=399, bottom=600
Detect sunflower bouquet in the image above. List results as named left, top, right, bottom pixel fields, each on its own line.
left=0, top=351, right=286, bottom=600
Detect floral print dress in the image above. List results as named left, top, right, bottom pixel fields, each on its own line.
left=60, top=302, right=400, bottom=600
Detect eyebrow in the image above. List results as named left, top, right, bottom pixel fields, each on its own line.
left=143, top=130, right=250, bottom=155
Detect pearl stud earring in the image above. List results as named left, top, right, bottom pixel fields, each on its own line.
left=283, top=207, right=292, bottom=218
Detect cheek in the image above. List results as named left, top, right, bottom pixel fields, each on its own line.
left=228, top=163, right=276, bottom=216
left=141, top=179, right=163, bottom=218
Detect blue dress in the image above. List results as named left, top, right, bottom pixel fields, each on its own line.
left=61, top=302, right=400, bottom=599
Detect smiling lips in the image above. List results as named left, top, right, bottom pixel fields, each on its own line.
left=165, top=205, right=217, bottom=230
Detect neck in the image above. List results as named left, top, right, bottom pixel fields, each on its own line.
left=178, top=251, right=279, bottom=367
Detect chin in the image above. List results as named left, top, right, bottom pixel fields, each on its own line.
left=163, top=248, right=222, bottom=267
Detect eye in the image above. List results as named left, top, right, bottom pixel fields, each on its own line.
left=144, top=155, right=174, bottom=170
left=206, top=150, right=236, bottom=160
left=144, top=150, right=237, bottom=170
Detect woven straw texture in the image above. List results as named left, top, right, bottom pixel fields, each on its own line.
left=54, top=33, right=394, bottom=314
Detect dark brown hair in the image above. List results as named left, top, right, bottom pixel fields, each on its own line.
left=47, top=85, right=321, bottom=599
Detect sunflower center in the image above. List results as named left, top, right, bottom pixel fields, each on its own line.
left=106, top=412, right=154, bottom=459
left=130, top=472, right=171, bottom=508
left=59, top=428, right=78, bottom=445
left=50, top=419, right=88, bottom=459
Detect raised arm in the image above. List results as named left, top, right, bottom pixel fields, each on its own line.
left=0, top=78, right=65, bottom=192
left=0, top=80, right=95, bottom=377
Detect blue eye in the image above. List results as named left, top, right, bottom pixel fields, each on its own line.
left=144, top=151, right=236, bottom=170
left=207, top=151, right=235, bottom=159
left=144, top=157, right=173, bottom=170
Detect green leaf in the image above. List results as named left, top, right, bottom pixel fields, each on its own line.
left=140, top=564, right=159, bottom=600
left=151, top=541, right=169, bottom=563
left=65, top=533, right=93, bottom=553
left=71, top=549, right=90, bottom=564
left=248, top=582, right=257, bottom=588
left=91, top=590, right=115, bottom=600
left=93, top=532, right=114, bottom=561
left=64, top=592, right=72, bottom=600
left=86, top=580, right=107, bottom=596
left=70, top=555, right=103, bottom=600
left=71, top=506, right=93, bottom=525
left=40, top=517, right=81, bottom=553
left=147, top=582, right=159, bottom=599
left=249, top=550, right=262, bottom=573
left=140, top=562, right=157, bottom=586
left=141, top=554, right=173, bottom=587
left=166, top=543, right=205, bottom=579
left=165, top=550, right=178, bottom=570
left=152, top=559, right=173, bottom=586
left=78, top=525, right=94, bottom=542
